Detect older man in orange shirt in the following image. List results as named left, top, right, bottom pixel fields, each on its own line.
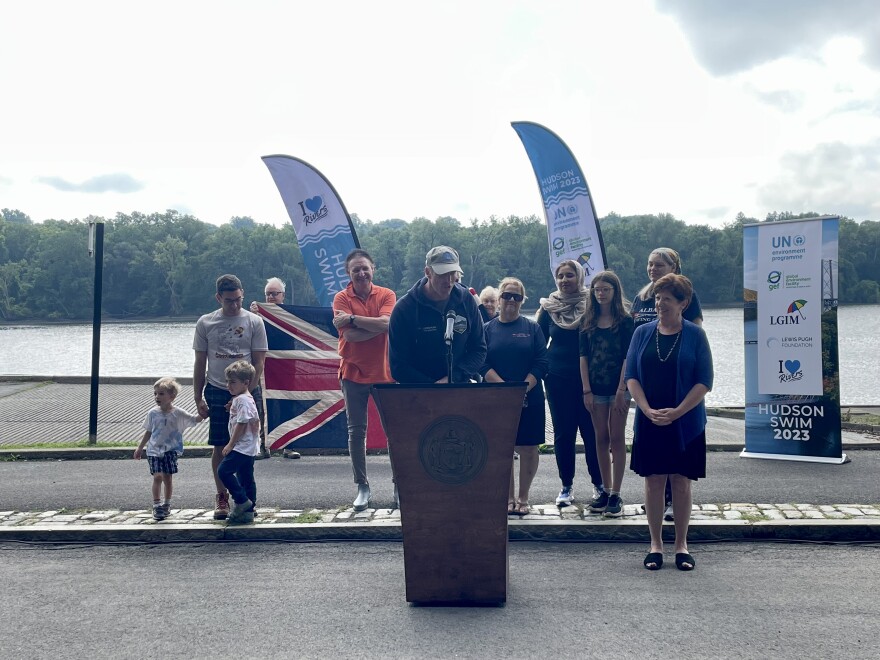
left=332, top=248, right=397, bottom=511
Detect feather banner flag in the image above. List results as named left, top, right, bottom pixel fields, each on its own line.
left=511, top=122, right=607, bottom=277
left=262, top=155, right=359, bottom=307
left=256, top=303, right=387, bottom=451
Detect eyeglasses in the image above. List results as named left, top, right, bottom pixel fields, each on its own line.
left=265, top=291, right=283, bottom=297
left=500, top=292, right=524, bottom=302
left=221, top=296, right=243, bottom=305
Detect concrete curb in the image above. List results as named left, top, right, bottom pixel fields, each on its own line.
left=3, top=519, right=878, bottom=545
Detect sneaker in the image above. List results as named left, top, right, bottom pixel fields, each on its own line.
left=160, top=503, right=172, bottom=518
left=555, top=486, right=574, bottom=506
left=255, top=444, right=271, bottom=460
left=229, top=510, right=255, bottom=525
left=588, top=491, right=609, bottom=512
left=214, top=492, right=230, bottom=520
left=228, top=498, right=254, bottom=522
left=604, top=493, right=623, bottom=517
left=283, top=449, right=301, bottom=459
left=664, top=503, right=674, bottom=521
left=152, top=503, right=166, bottom=520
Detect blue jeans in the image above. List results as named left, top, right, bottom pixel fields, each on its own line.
left=218, top=450, right=256, bottom=507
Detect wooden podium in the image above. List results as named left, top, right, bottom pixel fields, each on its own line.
left=372, top=382, right=527, bottom=605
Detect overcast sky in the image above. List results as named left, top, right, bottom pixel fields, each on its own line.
left=2, top=0, right=878, bottom=228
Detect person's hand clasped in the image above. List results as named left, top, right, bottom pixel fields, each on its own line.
left=196, top=400, right=209, bottom=418
left=249, top=301, right=260, bottom=313
left=653, top=407, right=681, bottom=426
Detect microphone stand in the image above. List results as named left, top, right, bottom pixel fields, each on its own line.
left=446, top=335, right=454, bottom=384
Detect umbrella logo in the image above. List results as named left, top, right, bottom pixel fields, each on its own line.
left=787, top=299, right=807, bottom=318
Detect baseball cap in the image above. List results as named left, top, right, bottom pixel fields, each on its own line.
left=425, top=245, right=463, bottom=275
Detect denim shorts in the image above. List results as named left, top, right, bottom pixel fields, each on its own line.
left=591, top=392, right=632, bottom=405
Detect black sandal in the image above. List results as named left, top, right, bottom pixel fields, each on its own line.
left=643, top=552, right=663, bottom=570
left=675, top=553, right=696, bottom=571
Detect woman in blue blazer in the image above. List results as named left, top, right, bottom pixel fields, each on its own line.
left=625, top=274, right=713, bottom=572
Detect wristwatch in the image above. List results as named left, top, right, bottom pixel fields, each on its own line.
left=350, top=314, right=356, bottom=327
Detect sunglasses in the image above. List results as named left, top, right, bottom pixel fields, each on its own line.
left=500, top=292, right=524, bottom=302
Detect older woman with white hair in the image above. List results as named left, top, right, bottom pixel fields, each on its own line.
left=250, top=277, right=286, bottom=312
left=249, top=277, right=297, bottom=459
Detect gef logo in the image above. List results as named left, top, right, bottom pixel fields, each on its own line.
left=767, top=271, right=781, bottom=291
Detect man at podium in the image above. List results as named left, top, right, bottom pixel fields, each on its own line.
left=389, top=245, right=486, bottom=384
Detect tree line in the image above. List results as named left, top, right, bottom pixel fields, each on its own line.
left=1, top=207, right=878, bottom=321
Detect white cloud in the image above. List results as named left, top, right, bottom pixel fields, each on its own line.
left=0, top=0, right=878, bottom=227
left=36, top=173, right=144, bottom=194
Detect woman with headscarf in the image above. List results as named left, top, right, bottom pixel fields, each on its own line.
left=631, top=247, right=702, bottom=519
left=536, top=260, right=605, bottom=508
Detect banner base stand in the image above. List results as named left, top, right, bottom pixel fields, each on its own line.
left=740, top=450, right=849, bottom=465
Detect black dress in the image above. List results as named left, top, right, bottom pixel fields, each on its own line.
left=629, top=329, right=706, bottom=479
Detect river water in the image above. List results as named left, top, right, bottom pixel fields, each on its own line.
left=2, top=306, right=877, bottom=406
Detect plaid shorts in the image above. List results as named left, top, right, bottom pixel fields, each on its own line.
left=147, top=450, right=179, bottom=475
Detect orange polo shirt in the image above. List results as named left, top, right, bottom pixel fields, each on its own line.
left=332, top=282, right=396, bottom=384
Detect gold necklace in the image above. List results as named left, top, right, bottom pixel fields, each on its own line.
left=656, top=327, right=681, bottom=362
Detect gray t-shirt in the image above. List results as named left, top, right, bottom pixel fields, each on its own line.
left=193, top=309, right=269, bottom=388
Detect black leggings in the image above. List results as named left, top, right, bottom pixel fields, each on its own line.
left=544, top=372, right=602, bottom=490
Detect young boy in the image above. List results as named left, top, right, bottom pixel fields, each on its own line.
left=134, top=377, right=205, bottom=520
left=218, top=360, right=261, bottom=524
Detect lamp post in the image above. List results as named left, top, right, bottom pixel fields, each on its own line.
left=88, top=219, right=104, bottom=445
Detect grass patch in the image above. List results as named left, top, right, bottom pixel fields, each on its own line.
left=294, top=511, right=323, bottom=524
left=0, top=439, right=138, bottom=450
left=739, top=511, right=768, bottom=523
left=842, top=409, right=880, bottom=425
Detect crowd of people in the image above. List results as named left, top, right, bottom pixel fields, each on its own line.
left=135, top=244, right=712, bottom=571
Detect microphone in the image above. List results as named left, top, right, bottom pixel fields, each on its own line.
left=444, top=310, right=456, bottom=345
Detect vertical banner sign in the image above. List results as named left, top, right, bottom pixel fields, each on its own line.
left=262, top=155, right=359, bottom=307
left=742, top=216, right=844, bottom=464
left=511, top=121, right=607, bottom=277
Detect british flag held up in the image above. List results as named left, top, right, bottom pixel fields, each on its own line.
left=255, top=303, right=387, bottom=451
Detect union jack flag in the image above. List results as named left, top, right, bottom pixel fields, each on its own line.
left=255, top=303, right=387, bottom=451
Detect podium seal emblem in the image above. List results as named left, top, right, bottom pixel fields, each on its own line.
left=418, top=415, right=488, bottom=485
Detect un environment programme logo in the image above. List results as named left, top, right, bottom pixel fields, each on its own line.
left=418, top=416, right=488, bottom=485
left=297, top=195, right=329, bottom=226
left=778, top=359, right=804, bottom=384
left=767, top=270, right=782, bottom=291
left=771, top=234, right=806, bottom=249
left=770, top=299, right=807, bottom=325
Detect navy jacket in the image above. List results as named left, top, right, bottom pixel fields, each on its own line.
left=389, top=279, right=487, bottom=383
left=625, top=319, right=713, bottom=450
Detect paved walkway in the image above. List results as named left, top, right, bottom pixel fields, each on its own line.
left=3, top=502, right=878, bottom=544
left=1, top=378, right=878, bottom=545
